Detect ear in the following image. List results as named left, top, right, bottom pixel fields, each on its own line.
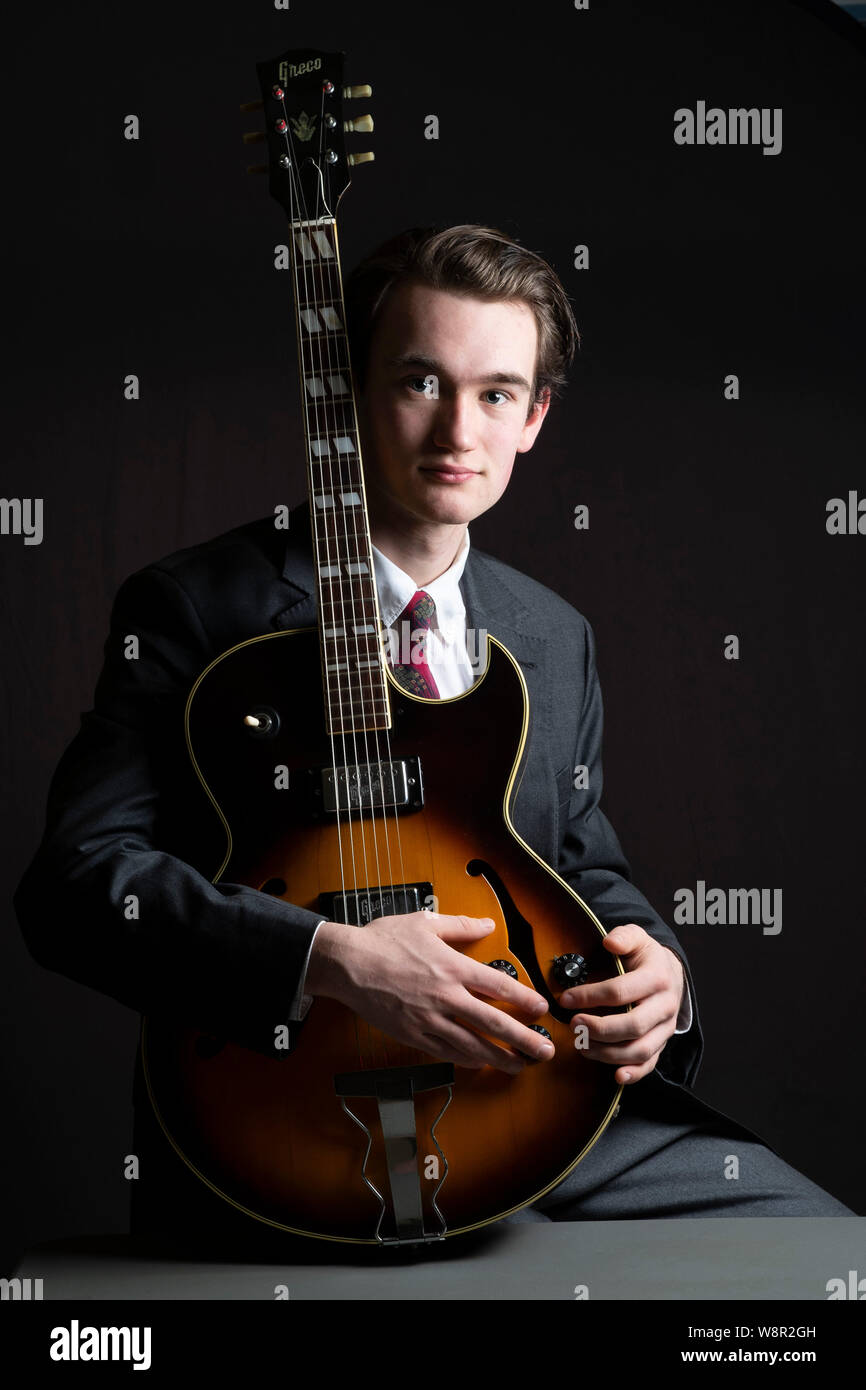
left=517, top=387, right=552, bottom=453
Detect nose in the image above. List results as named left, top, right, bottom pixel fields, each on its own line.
left=430, top=391, right=477, bottom=454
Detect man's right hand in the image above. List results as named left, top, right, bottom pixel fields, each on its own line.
left=304, top=911, right=554, bottom=1074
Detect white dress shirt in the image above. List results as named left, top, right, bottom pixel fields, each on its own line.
left=287, top=526, right=692, bottom=1036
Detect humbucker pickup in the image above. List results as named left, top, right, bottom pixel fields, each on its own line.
left=319, top=881, right=435, bottom=926
left=307, top=756, right=424, bottom=818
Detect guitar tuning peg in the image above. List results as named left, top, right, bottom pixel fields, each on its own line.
left=343, top=115, right=374, bottom=134
left=347, top=151, right=375, bottom=166
left=239, top=99, right=264, bottom=112
left=246, top=164, right=270, bottom=175
left=342, top=84, right=372, bottom=99
left=242, top=130, right=266, bottom=145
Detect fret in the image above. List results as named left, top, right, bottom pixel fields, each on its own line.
left=328, top=720, right=392, bottom=734
left=324, top=695, right=391, bottom=712
left=321, top=624, right=381, bottom=639
left=324, top=692, right=390, bottom=708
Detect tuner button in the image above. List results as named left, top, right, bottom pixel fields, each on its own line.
left=271, top=84, right=285, bottom=100
left=529, top=1024, right=552, bottom=1041
left=343, top=83, right=373, bottom=99
left=322, top=80, right=335, bottom=95
left=344, top=114, right=374, bottom=134
left=347, top=151, right=375, bottom=167
left=278, top=154, right=292, bottom=169
left=552, top=953, right=588, bottom=987
left=486, top=959, right=518, bottom=979
left=274, top=118, right=288, bottom=134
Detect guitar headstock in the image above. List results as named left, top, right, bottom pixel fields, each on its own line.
left=241, top=48, right=374, bottom=222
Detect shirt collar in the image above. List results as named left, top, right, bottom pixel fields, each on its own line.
left=371, top=529, right=471, bottom=634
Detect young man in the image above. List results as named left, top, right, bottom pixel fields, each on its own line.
left=14, top=225, right=853, bottom=1245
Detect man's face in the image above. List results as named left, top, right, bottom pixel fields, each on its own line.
left=357, top=280, right=550, bottom=530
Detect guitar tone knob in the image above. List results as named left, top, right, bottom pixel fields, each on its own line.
left=529, top=1024, right=552, bottom=1041
left=486, top=959, right=518, bottom=979
left=552, top=953, right=588, bottom=986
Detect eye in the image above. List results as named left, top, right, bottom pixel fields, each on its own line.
left=484, top=389, right=510, bottom=405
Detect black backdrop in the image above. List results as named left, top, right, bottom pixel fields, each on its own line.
left=2, top=0, right=864, bottom=1273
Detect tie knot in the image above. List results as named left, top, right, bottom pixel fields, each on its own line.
left=400, top=589, right=437, bottom=631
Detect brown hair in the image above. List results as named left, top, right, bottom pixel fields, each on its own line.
left=343, top=224, right=580, bottom=409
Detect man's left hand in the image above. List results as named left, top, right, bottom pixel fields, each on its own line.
left=559, top=924, right=686, bottom=1085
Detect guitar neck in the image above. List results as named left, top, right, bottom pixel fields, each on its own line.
left=290, top=216, right=390, bottom=735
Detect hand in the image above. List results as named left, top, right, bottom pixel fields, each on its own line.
left=559, top=924, right=686, bottom=1085
left=305, top=911, right=554, bottom=1075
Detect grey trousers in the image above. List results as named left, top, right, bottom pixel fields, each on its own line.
left=507, top=1072, right=855, bottom=1221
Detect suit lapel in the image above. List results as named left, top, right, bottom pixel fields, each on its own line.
left=458, top=548, right=545, bottom=673
left=270, top=505, right=545, bottom=675
left=271, top=503, right=318, bottom=631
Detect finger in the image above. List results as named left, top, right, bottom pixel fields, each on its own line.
left=430, top=913, right=497, bottom=941
left=570, top=998, right=674, bottom=1044
left=463, top=959, right=550, bottom=1016
left=457, top=996, right=556, bottom=1061
left=602, top=924, right=650, bottom=954
left=561, top=966, right=668, bottom=1011
left=616, top=1048, right=665, bottom=1085
left=422, top=1020, right=527, bottom=1075
left=575, top=1021, right=673, bottom=1069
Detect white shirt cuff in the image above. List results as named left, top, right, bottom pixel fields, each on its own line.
left=673, top=973, right=693, bottom=1034
left=285, top=919, right=326, bottom=1022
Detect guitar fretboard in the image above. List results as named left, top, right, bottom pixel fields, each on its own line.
left=291, top=218, right=390, bottom=734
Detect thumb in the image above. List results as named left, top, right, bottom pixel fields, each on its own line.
left=602, top=923, right=647, bottom=956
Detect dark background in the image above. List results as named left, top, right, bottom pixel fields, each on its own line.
left=2, top=0, right=864, bottom=1273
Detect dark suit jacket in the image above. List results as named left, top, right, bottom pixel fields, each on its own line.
left=15, top=501, right=703, bottom=1151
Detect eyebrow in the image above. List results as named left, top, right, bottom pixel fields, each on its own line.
left=384, top=353, right=532, bottom=392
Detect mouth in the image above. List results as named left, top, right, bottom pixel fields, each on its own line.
left=418, top=465, right=478, bottom=481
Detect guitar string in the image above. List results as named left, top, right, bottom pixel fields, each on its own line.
left=315, top=115, right=410, bottom=1070
left=310, top=92, right=393, bottom=1070
left=279, top=94, right=364, bottom=1069
left=281, top=81, right=415, bottom=1074
left=313, top=96, right=413, bottom=1069
left=297, top=90, right=406, bottom=1071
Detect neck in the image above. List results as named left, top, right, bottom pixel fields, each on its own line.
left=368, top=494, right=466, bottom=587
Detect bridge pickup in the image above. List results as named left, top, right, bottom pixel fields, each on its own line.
left=319, top=881, right=434, bottom=926
left=308, top=756, right=424, bottom=818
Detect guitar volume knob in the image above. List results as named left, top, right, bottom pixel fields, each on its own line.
left=486, top=959, right=518, bottom=979
left=552, top=953, right=588, bottom=986
left=529, top=1024, right=552, bottom=1040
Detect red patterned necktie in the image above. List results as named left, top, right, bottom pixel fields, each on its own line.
left=388, top=589, right=441, bottom=698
